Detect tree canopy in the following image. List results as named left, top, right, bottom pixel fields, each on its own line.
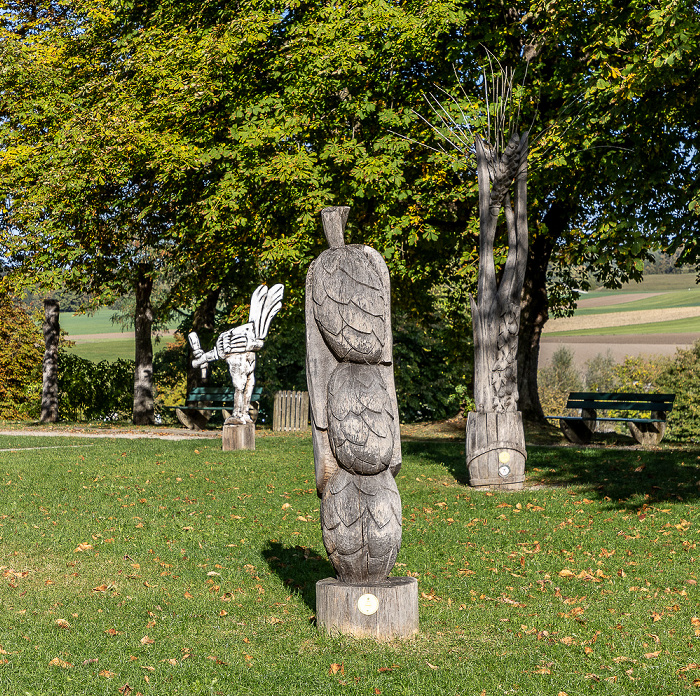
left=1, top=0, right=698, bottom=422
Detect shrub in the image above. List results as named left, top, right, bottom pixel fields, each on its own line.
left=657, top=341, right=700, bottom=443
left=0, top=291, right=43, bottom=419
left=585, top=350, right=618, bottom=392
left=538, top=346, right=582, bottom=415
left=58, top=352, right=134, bottom=421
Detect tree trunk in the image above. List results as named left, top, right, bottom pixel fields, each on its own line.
left=516, top=203, right=569, bottom=422
left=187, top=287, right=220, bottom=393
left=40, top=299, right=60, bottom=423
left=133, top=263, right=155, bottom=425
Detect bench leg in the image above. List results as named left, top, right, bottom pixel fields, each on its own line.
left=175, top=408, right=210, bottom=431
left=560, top=409, right=596, bottom=445
left=627, top=413, right=666, bottom=445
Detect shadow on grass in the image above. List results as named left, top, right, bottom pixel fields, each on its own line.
left=401, top=440, right=469, bottom=485
left=528, top=442, right=700, bottom=510
left=262, top=541, right=334, bottom=612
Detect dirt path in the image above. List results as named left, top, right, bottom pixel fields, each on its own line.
left=0, top=426, right=219, bottom=441
left=539, top=333, right=699, bottom=367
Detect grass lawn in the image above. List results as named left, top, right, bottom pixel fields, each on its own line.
left=1, top=431, right=699, bottom=695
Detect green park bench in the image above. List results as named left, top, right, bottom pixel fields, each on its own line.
left=550, top=391, right=675, bottom=446
left=171, top=385, right=263, bottom=431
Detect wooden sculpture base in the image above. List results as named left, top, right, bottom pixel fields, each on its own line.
left=316, top=577, right=418, bottom=641
left=222, top=423, right=255, bottom=451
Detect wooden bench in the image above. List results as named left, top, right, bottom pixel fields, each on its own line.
left=551, top=392, right=675, bottom=445
left=172, top=385, right=263, bottom=431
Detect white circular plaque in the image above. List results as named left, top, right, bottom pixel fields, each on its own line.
left=498, top=463, right=511, bottom=478
left=357, top=593, right=379, bottom=616
left=498, top=451, right=511, bottom=464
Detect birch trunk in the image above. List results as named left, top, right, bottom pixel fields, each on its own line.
left=132, top=263, right=155, bottom=425
left=40, top=299, right=59, bottom=423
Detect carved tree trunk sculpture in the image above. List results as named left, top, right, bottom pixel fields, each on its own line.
left=40, top=299, right=60, bottom=423
left=467, top=132, right=529, bottom=489
left=133, top=262, right=155, bottom=425
left=306, top=206, right=402, bottom=584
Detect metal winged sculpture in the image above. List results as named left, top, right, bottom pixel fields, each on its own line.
left=306, top=206, right=402, bottom=584
left=189, top=284, right=284, bottom=424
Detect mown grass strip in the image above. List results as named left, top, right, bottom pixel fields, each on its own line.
left=546, top=315, right=700, bottom=336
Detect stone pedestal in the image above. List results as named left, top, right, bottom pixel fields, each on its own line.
left=316, top=577, right=418, bottom=641
left=222, top=423, right=255, bottom=451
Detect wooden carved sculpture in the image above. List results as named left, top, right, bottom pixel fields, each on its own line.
left=306, top=206, right=402, bottom=584
left=467, top=131, right=529, bottom=489
left=189, top=284, right=284, bottom=424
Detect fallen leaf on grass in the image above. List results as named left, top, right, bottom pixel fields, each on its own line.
left=141, top=666, right=155, bottom=672
left=93, top=584, right=108, bottom=593
left=651, top=611, right=663, bottom=622
left=98, top=669, right=115, bottom=678
left=207, top=656, right=228, bottom=665
left=162, top=658, right=178, bottom=666
left=584, top=647, right=593, bottom=656
left=82, top=658, right=98, bottom=666
left=55, top=619, right=70, bottom=629
left=74, top=543, right=93, bottom=553
left=558, top=569, right=575, bottom=578
left=184, top=591, right=194, bottom=599
left=426, top=662, right=439, bottom=670
left=329, top=663, right=344, bottom=675
left=560, top=636, right=574, bottom=645
left=118, top=685, right=132, bottom=695
left=48, top=657, right=72, bottom=668
left=644, top=651, right=661, bottom=659
left=140, top=636, right=154, bottom=645
left=378, top=665, right=400, bottom=673
left=105, top=628, right=121, bottom=636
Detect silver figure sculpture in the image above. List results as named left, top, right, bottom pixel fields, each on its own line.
left=188, top=284, right=284, bottom=424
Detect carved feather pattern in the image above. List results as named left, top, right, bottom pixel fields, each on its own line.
left=312, top=246, right=385, bottom=363
left=321, top=467, right=402, bottom=583
left=327, top=363, right=394, bottom=476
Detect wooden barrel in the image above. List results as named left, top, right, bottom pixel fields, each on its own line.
left=466, top=411, right=526, bottom=490
left=273, top=390, right=310, bottom=432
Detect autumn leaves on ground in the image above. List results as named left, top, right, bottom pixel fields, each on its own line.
left=1, top=432, right=700, bottom=695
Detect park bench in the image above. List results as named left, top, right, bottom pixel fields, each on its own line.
left=552, top=391, right=675, bottom=446
left=172, top=385, right=262, bottom=431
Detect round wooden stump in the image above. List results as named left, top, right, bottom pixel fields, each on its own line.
left=316, top=577, right=418, bottom=641
left=466, top=411, right=526, bottom=490
left=222, top=423, right=255, bottom=451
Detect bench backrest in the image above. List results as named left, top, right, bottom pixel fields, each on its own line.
left=186, top=385, right=263, bottom=404
left=565, top=392, right=675, bottom=412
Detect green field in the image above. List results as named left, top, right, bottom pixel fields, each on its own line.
left=65, top=336, right=176, bottom=362
left=575, top=289, right=700, bottom=316
left=61, top=309, right=178, bottom=361
left=1, top=432, right=699, bottom=695
left=587, top=272, right=699, bottom=295
left=547, top=315, right=700, bottom=337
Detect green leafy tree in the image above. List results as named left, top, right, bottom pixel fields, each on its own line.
left=0, top=287, right=43, bottom=419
